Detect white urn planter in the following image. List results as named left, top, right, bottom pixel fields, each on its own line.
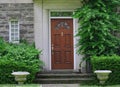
left=94, top=70, right=112, bottom=85
left=11, top=71, right=30, bottom=84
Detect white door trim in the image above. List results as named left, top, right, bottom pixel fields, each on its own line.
left=49, top=10, right=77, bottom=71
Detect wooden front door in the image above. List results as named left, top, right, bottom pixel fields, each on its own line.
left=51, top=19, right=74, bottom=69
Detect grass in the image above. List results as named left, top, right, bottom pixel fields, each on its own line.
left=0, top=84, right=120, bottom=87
left=80, top=85, right=120, bottom=87
left=0, top=84, right=40, bottom=87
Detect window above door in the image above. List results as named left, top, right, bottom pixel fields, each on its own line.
left=50, top=11, right=73, bottom=17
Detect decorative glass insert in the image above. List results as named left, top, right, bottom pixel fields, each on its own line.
left=51, top=12, right=73, bottom=17
left=55, top=21, right=70, bottom=30
left=9, top=20, right=19, bottom=43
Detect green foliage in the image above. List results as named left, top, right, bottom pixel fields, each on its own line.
left=91, top=55, right=120, bottom=84
left=73, top=0, right=120, bottom=57
left=0, top=37, right=7, bottom=56
left=0, top=38, right=43, bottom=84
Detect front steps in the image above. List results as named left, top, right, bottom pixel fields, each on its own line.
left=34, top=71, right=95, bottom=84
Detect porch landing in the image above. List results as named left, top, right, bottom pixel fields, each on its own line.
left=34, top=70, right=95, bottom=84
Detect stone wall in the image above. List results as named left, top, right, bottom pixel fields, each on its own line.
left=0, top=3, right=34, bottom=43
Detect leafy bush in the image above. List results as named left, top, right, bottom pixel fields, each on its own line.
left=73, top=0, right=120, bottom=57
left=0, top=38, right=43, bottom=84
left=0, top=37, right=7, bottom=56
left=73, top=0, right=120, bottom=73
left=91, top=55, right=120, bottom=84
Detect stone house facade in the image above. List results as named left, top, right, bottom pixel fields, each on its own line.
left=0, top=2, right=34, bottom=43
left=0, top=0, right=119, bottom=72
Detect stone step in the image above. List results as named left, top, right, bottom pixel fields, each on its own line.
left=36, top=73, right=93, bottom=78
left=34, top=78, right=94, bottom=84
left=34, top=72, right=94, bottom=84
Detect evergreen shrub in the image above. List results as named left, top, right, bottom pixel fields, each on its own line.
left=91, top=55, right=120, bottom=85
left=0, top=38, right=43, bottom=84
left=73, top=0, right=120, bottom=57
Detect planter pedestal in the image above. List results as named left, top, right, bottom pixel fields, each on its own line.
left=94, top=70, right=112, bottom=85
left=11, top=71, right=30, bottom=84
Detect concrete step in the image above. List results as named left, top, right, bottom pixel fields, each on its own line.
left=34, top=71, right=95, bottom=84
left=36, top=73, right=93, bottom=78
left=35, top=78, right=94, bottom=84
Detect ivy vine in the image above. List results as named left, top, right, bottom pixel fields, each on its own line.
left=73, top=0, right=120, bottom=59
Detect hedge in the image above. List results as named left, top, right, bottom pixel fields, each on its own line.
left=91, top=55, right=120, bottom=85
left=0, top=38, right=43, bottom=84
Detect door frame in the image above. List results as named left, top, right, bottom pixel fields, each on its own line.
left=49, top=10, right=76, bottom=70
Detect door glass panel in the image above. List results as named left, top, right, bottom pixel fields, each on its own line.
left=51, top=12, right=73, bottom=17
left=55, top=21, right=70, bottom=30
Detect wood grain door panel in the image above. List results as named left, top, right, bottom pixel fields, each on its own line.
left=51, top=19, right=74, bottom=69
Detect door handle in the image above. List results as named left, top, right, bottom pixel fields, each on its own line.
left=61, top=32, right=64, bottom=36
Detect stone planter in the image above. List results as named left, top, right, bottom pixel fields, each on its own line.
left=11, top=71, right=30, bottom=84
left=94, top=70, right=112, bottom=85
